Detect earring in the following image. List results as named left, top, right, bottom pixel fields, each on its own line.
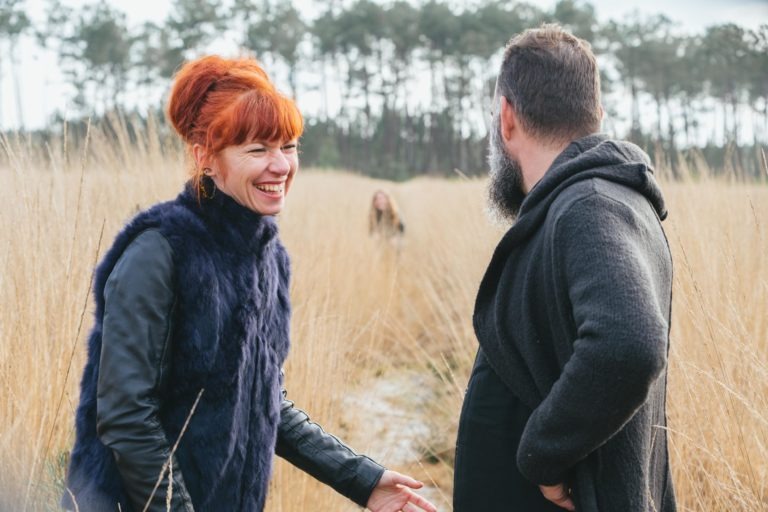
left=200, top=170, right=216, bottom=199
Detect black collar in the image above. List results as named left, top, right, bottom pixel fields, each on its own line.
left=178, top=180, right=279, bottom=251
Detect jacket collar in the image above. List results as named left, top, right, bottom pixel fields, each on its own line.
left=178, top=180, right=279, bottom=251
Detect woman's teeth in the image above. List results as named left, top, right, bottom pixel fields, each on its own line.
left=255, top=183, right=283, bottom=193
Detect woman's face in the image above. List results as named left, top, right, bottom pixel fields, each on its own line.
left=373, top=192, right=390, bottom=211
left=207, top=139, right=299, bottom=215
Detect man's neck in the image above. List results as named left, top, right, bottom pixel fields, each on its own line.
left=519, top=139, right=570, bottom=193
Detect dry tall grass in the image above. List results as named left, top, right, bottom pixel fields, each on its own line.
left=0, top=126, right=765, bottom=511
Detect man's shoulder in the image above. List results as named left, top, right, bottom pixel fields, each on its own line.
left=548, top=177, right=656, bottom=225
left=546, top=179, right=597, bottom=224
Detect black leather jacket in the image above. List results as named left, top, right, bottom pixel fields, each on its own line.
left=96, top=229, right=384, bottom=511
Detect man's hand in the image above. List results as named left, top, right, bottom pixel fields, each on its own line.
left=366, top=470, right=438, bottom=512
left=539, top=483, right=575, bottom=511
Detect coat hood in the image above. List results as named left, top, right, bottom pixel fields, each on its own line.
left=521, top=133, right=666, bottom=222
left=489, top=134, right=666, bottom=264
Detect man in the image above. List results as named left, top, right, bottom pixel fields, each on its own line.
left=453, top=25, right=675, bottom=512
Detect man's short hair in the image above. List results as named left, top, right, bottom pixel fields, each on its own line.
left=497, top=23, right=601, bottom=144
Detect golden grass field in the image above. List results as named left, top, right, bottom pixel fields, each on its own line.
left=0, top=124, right=766, bottom=511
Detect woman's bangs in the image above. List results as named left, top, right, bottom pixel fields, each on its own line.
left=227, top=91, right=304, bottom=147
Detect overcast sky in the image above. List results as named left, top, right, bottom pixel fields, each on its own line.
left=3, top=0, right=767, bottom=131
left=26, top=0, right=768, bottom=31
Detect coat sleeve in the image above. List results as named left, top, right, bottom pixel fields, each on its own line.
left=275, top=373, right=386, bottom=507
left=97, top=229, right=195, bottom=512
left=516, top=192, right=671, bottom=485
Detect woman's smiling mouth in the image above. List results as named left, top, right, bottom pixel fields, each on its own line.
left=254, top=182, right=285, bottom=197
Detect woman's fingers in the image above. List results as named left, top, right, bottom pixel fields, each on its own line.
left=373, top=470, right=436, bottom=512
left=402, top=503, right=420, bottom=512
left=390, top=471, right=423, bottom=489
left=401, top=493, right=437, bottom=512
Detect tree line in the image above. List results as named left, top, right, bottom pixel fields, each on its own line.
left=1, top=0, right=766, bottom=179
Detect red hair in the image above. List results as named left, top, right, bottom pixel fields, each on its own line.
left=166, top=55, right=304, bottom=191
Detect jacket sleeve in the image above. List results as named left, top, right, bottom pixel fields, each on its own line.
left=275, top=374, right=386, bottom=507
left=516, top=192, right=671, bottom=485
left=97, top=229, right=195, bottom=512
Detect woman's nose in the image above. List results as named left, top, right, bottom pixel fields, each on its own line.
left=268, top=149, right=291, bottom=175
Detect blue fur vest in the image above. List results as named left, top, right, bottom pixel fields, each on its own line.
left=64, top=182, right=292, bottom=511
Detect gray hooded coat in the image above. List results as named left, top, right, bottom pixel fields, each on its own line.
left=472, top=134, right=676, bottom=511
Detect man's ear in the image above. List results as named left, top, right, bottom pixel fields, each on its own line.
left=499, top=96, right=517, bottom=143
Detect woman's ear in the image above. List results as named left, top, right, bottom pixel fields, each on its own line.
left=193, top=144, right=222, bottom=182
left=192, top=143, right=209, bottom=172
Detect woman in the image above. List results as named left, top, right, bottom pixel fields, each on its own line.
left=63, top=56, right=436, bottom=512
left=369, top=190, right=404, bottom=241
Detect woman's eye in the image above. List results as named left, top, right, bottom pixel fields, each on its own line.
left=282, top=144, right=298, bottom=152
left=249, top=147, right=267, bottom=154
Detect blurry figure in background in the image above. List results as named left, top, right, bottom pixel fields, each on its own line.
left=369, top=190, right=405, bottom=246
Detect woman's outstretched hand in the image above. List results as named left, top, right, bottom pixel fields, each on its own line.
left=366, top=470, right=438, bottom=512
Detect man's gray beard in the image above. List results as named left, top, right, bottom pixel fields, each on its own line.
left=486, top=118, right=526, bottom=225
